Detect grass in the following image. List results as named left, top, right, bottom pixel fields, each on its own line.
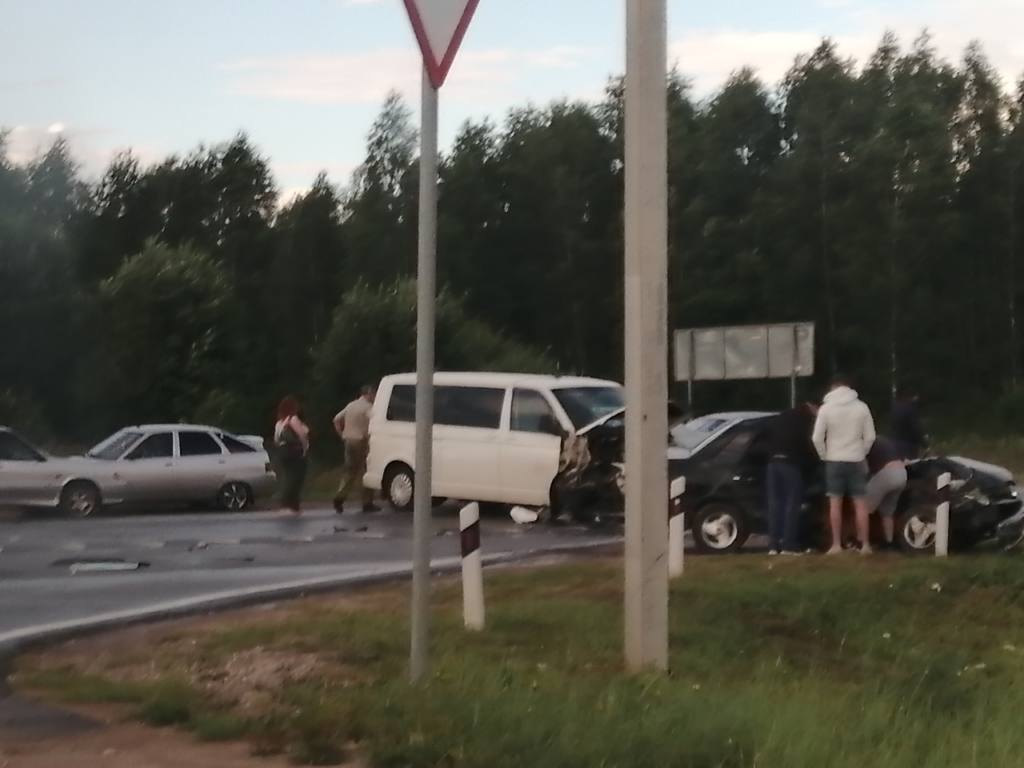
left=15, top=554, right=1024, bottom=767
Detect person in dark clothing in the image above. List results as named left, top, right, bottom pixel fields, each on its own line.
left=274, top=396, right=310, bottom=517
left=889, top=388, right=927, bottom=459
left=764, top=402, right=819, bottom=555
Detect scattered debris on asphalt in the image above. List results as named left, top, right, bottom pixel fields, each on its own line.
left=69, top=561, right=150, bottom=574
left=510, top=507, right=540, bottom=525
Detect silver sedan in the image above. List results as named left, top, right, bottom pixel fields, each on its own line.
left=0, top=424, right=276, bottom=517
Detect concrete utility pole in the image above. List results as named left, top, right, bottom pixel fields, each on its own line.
left=623, top=0, right=670, bottom=672
left=410, top=68, right=438, bottom=684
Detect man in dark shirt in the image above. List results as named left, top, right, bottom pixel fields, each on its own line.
left=890, top=388, right=927, bottom=460
left=764, top=402, right=819, bottom=555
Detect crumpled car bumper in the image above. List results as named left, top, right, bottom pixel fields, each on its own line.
left=997, top=507, right=1024, bottom=548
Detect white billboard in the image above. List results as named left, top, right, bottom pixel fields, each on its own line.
left=674, top=323, right=815, bottom=382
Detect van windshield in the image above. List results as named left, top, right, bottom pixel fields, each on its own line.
left=552, top=387, right=624, bottom=429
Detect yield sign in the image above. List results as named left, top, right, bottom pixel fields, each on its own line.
left=402, top=0, right=480, bottom=89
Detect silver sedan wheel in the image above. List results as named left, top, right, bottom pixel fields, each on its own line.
left=700, top=511, right=739, bottom=550
left=62, top=484, right=100, bottom=518
left=219, top=482, right=251, bottom=512
left=389, top=471, right=414, bottom=510
left=902, top=514, right=936, bottom=550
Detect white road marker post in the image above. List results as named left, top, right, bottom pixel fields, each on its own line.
left=936, top=472, right=952, bottom=557
left=623, top=0, right=670, bottom=672
left=669, top=477, right=686, bottom=578
left=460, top=502, right=485, bottom=631
left=401, top=0, right=480, bottom=684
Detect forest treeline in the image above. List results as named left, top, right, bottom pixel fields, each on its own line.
left=3, top=33, right=1024, bottom=445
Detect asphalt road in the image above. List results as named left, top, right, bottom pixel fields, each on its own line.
left=0, top=504, right=622, bottom=643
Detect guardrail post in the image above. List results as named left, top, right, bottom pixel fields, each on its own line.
left=460, top=502, right=485, bottom=630
left=936, top=472, right=951, bottom=557
left=669, top=477, right=686, bottom=578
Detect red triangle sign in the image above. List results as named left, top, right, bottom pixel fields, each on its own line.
left=403, top=0, right=480, bottom=89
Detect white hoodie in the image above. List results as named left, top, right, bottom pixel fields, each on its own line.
left=812, top=386, right=876, bottom=463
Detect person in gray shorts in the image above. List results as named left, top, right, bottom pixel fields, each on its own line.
left=813, top=376, right=877, bottom=555
left=865, top=436, right=908, bottom=550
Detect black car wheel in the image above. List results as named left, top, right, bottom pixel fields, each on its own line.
left=60, top=481, right=102, bottom=518
left=218, top=481, right=253, bottom=512
left=692, top=503, right=749, bottom=554
left=896, top=505, right=937, bottom=553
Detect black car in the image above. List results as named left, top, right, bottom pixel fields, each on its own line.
left=668, top=413, right=1024, bottom=554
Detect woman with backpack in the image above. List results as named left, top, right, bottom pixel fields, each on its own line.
left=274, top=395, right=310, bottom=516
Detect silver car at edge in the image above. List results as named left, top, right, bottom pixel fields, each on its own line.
left=0, top=424, right=276, bottom=517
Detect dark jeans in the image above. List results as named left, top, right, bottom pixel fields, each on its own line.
left=766, top=460, right=803, bottom=551
left=278, top=453, right=307, bottom=511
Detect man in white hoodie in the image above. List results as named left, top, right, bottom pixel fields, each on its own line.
left=812, top=376, right=877, bottom=555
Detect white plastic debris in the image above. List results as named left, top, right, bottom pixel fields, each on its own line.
left=510, top=506, right=540, bottom=525
left=70, top=561, right=147, bottom=574
left=930, top=582, right=942, bottom=593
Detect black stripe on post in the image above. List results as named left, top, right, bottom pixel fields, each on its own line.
left=669, top=496, right=684, bottom=520
left=461, top=521, right=481, bottom=557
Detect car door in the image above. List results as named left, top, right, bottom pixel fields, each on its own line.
left=432, top=386, right=505, bottom=501
left=499, top=389, right=563, bottom=506
left=117, top=432, right=177, bottom=502
left=0, top=431, right=58, bottom=506
left=175, top=430, right=229, bottom=500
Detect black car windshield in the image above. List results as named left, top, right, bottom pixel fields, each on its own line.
left=552, top=386, right=624, bottom=429
left=88, top=430, right=143, bottom=460
left=671, top=416, right=734, bottom=452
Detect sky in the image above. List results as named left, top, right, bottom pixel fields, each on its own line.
left=3, top=0, right=1024, bottom=202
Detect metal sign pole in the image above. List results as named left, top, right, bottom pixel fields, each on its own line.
left=410, top=67, right=438, bottom=684
left=687, top=331, right=695, bottom=413
left=623, top=0, right=669, bottom=672
left=790, top=324, right=798, bottom=408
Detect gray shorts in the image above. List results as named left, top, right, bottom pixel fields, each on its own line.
left=865, top=464, right=908, bottom=517
left=825, top=461, right=868, bottom=499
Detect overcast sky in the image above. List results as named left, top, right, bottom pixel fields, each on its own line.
left=3, top=0, right=1023, bottom=201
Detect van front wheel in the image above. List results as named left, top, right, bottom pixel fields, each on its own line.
left=384, top=464, right=415, bottom=511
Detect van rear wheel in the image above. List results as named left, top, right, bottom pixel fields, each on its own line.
left=384, top=464, right=415, bottom=511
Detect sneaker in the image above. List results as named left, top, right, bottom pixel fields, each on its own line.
left=332, top=498, right=345, bottom=514
left=768, top=549, right=780, bottom=556
left=781, top=550, right=804, bottom=557
left=859, top=544, right=874, bottom=556
left=825, top=545, right=844, bottom=556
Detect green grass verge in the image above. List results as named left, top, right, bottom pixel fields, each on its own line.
left=16, top=555, right=1024, bottom=766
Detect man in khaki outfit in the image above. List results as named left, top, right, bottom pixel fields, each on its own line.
left=333, top=385, right=378, bottom=513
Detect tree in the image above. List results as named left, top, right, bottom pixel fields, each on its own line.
left=268, top=173, right=348, bottom=392
left=775, top=40, right=860, bottom=379
left=309, top=278, right=555, bottom=444
left=96, top=241, right=237, bottom=427
left=0, top=137, right=85, bottom=434
left=343, top=92, right=419, bottom=283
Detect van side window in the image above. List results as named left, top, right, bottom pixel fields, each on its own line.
left=385, top=384, right=504, bottom=429
left=436, top=386, right=504, bottom=429
left=387, top=386, right=416, bottom=422
left=511, top=390, right=559, bottom=434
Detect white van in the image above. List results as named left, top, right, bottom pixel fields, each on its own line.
left=364, top=372, right=624, bottom=510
